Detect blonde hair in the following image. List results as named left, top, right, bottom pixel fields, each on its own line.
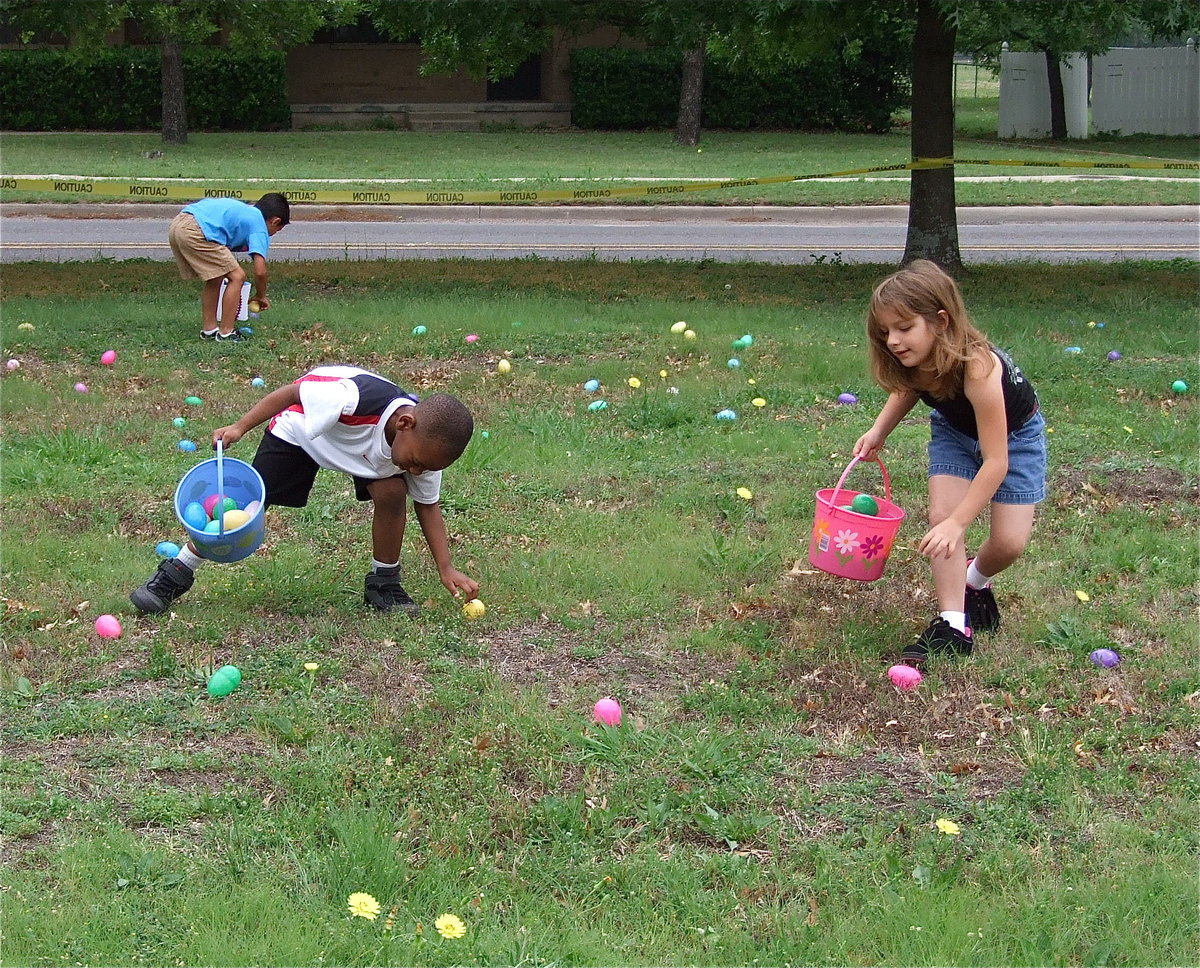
left=866, top=260, right=991, bottom=398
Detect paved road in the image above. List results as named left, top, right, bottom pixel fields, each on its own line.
left=1, top=203, right=1196, bottom=264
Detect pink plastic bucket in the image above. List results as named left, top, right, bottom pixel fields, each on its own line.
left=808, top=456, right=905, bottom=582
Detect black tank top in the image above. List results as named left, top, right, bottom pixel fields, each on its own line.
left=919, top=346, right=1039, bottom=439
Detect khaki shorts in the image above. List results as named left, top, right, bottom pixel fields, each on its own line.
left=168, top=212, right=239, bottom=281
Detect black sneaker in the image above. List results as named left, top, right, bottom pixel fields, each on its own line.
left=965, top=584, right=1001, bottom=633
left=364, top=568, right=419, bottom=616
left=214, top=329, right=244, bottom=343
left=901, top=617, right=973, bottom=667
left=130, top=558, right=195, bottom=614
left=200, top=329, right=218, bottom=341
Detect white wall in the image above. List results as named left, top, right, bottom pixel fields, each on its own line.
left=998, top=49, right=1088, bottom=139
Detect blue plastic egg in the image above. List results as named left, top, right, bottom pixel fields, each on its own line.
left=182, top=501, right=208, bottom=530
left=715, top=409, right=737, bottom=421
left=588, top=400, right=608, bottom=412
left=727, top=358, right=741, bottom=369
left=412, top=325, right=427, bottom=336
left=203, top=519, right=223, bottom=533
left=251, top=377, right=265, bottom=388
left=239, top=326, right=253, bottom=337
left=178, top=439, right=197, bottom=452
left=172, top=417, right=187, bottom=429
left=584, top=379, right=600, bottom=393
left=155, top=541, right=181, bottom=558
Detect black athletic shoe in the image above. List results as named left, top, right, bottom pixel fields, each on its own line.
left=901, top=617, right=973, bottom=667
left=130, top=558, right=195, bottom=614
left=965, top=584, right=1001, bottom=633
left=214, top=329, right=244, bottom=343
left=364, top=568, right=420, bottom=615
left=200, top=329, right=218, bottom=341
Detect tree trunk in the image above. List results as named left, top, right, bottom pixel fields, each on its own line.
left=161, top=36, right=187, bottom=145
left=1044, top=48, right=1066, bottom=139
left=902, top=0, right=961, bottom=274
left=674, top=43, right=705, bottom=147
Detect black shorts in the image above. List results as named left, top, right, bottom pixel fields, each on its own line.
left=251, top=430, right=399, bottom=507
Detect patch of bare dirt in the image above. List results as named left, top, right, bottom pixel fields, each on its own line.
left=1053, top=462, right=1196, bottom=508
left=473, top=616, right=739, bottom=707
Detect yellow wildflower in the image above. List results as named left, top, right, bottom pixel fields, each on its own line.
left=935, top=818, right=962, bottom=836
left=1076, top=590, right=1091, bottom=603
left=628, top=377, right=642, bottom=389
left=435, top=912, right=467, bottom=939
left=752, top=398, right=766, bottom=407
left=303, top=662, right=320, bottom=672
left=736, top=487, right=753, bottom=500
left=347, top=892, right=381, bottom=920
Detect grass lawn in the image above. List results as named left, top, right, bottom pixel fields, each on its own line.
left=2, top=257, right=1197, bottom=965
left=1, top=126, right=1197, bottom=207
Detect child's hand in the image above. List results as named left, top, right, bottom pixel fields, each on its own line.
left=918, top=520, right=965, bottom=559
left=440, top=567, right=479, bottom=600
left=853, top=429, right=886, bottom=461
left=212, top=424, right=244, bottom=448
left=253, top=295, right=271, bottom=311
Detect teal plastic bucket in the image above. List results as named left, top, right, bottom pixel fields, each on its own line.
left=173, top=443, right=266, bottom=563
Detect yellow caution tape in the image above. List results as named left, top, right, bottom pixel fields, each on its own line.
left=0, top=155, right=1193, bottom=204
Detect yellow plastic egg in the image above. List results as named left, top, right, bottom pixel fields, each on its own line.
left=222, top=509, right=251, bottom=530
left=462, top=598, right=487, bottom=619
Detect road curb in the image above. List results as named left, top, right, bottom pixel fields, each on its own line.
left=1, top=203, right=1196, bottom=225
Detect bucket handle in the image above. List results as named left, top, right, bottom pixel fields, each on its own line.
left=829, top=455, right=892, bottom=508
left=215, top=439, right=226, bottom=537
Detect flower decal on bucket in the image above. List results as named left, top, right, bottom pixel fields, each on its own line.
left=860, top=534, right=885, bottom=559
left=834, top=530, right=858, bottom=554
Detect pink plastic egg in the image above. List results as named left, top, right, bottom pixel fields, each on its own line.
left=95, top=614, right=123, bottom=639
left=465, top=334, right=479, bottom=343
left=100, top=350, right=117, bottom=365
left=6, top=359, right=20, bottom=370
left=75, top=382, right=89, bottom=393
left=593, top=696, right=622, bottom=726
left=202, top=494, right=227, bottom=518
left=887, top=664, right=922, bottom=691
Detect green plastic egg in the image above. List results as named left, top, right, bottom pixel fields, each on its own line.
left=207, top=664, right=241, bottom=697
left=851, top=493, right=879, bottom=516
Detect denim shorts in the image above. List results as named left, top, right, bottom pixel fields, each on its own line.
left=928, top=410, right=1047, bottom=504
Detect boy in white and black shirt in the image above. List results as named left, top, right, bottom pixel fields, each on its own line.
left=131, top=365, right=478, bottom=616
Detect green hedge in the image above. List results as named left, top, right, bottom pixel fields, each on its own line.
left=0, top=47, right=290, bottom=131
left=570, top=46, right=908, bottom=132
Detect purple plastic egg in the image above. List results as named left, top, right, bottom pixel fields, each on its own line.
left=1089, top=648, right=1120, bottom=668
left=1107, top=351, right=1121, bottom=362
left=837, top=392, right=858, bottom=405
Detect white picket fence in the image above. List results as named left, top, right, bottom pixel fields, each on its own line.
left=998, top=41, right=1199, bottom=138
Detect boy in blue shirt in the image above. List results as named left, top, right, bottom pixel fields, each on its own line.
left=168, top=193, right=290, bottom=342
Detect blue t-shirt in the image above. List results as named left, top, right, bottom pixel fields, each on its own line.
left=182, top=198, right=270, bottom=258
